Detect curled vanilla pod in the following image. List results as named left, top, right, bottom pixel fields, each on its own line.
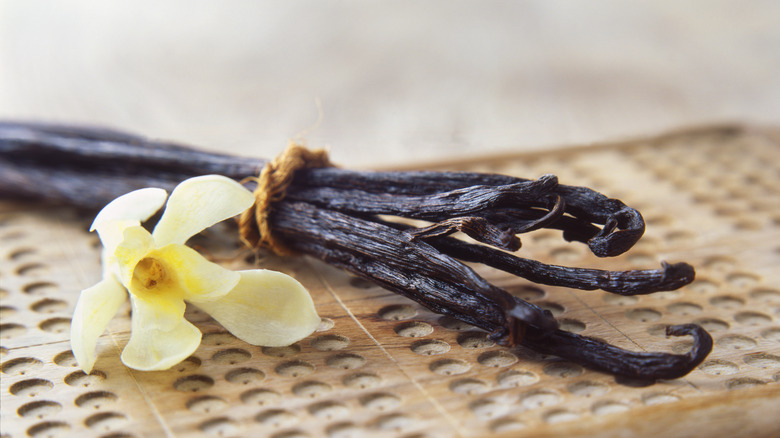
left=0, top=121, right=712, bottom=380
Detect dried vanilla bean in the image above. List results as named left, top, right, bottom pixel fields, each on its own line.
left=270, top=201, right=709, bottom=380
left=426, top=234, right=696, bottom=294
left=291, top=167, right=645, bottom=257
left=0, top=121, right=712, bottom=380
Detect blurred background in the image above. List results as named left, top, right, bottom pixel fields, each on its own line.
left=1, top=0, right=778, bottom=168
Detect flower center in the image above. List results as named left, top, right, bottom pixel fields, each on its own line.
left=134, top=257, right=167, bottom=290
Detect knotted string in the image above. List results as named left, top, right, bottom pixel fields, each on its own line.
left=239, top=143, right=333, bottom=256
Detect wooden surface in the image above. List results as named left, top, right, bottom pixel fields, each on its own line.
left=2, top=126, right=779, bottom=438
left=1, top=1, right=780, bottom=169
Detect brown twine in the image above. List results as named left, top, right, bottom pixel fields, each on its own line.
left=238, top=142, right=333, bottom=256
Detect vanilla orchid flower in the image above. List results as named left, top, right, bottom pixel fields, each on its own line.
left=70, top=175, right=320, bottom=372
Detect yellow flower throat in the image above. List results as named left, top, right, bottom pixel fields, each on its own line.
left=134, top=257, right=167, bottom=290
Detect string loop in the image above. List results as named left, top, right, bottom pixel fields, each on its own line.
left=239, top=143, right=333, bottom=255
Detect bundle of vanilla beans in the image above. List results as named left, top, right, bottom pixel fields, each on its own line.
left=0, top=122, right=712, bottom=380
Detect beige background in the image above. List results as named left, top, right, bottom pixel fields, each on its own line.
left=1, top=0, right=779, bottom=168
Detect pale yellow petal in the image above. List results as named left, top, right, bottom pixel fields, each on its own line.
left=91, top=188, right=167, bottom=252
left=195, top=270, right=320, bottom=346
left=70, top=277, right=127, bottom=373
left=150, top=244, right=240, bottom=302
left=152, top=175, right=254, bottom=246
left=126, top=287, right=186, bottom=332
left=113, top=226, right=155, bottom=288
left=120, top=296, right=200, bottom=371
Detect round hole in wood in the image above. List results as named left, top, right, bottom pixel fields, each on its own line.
left=394, top=321, right=434, bottom=338
left=520, top=389, right=562, bottom=410
left=0, top=322, right=26, bottom=339
left=429, top=358, right=471, bottom=376
left=308, top=400, right=349, bottom=420
left=326, top=353, right=366, bottom=370
left=478, top=350, right=518, bottom=368
left=625, top=308, right=662, bottom=322
left=709, top=295, right=745, bottom=309
left=558, top=318, right=586, bottom=333
left=726, top=272, right=760, bottom=288
left=240, top=388, right=281, bottom=406
left=0, top=305, right=16, bottom=318
left=743, top=353, right=780, bottom=369
left=734, top=311, right=772, bottom=326
left=172, top=375, right=214, bottom=392
left=225, top=367, right=265, bottom=385
left=603, top=294, right=638, bottom=306
left=1, top=357, right=43, bottom=375
left=449, top=378, right=490, bottom=395
left=276, top=360, right=316, bottom=377
left=39, top=317, right=71, bottom=334
left=543, top=409, right=580, bottom=424
left=490, top=417, right=526, bottom=433
left=750, top=288, right=780, bottom=304
left=199, top=416, right=238, bottom=436
left=17, top=263, right=48, bottom=276
left=27, top=421, right=70, bottom=438
left=567, top=380, right=609, bottom=397
left=457, top=331, right=496, bottom=349
left=692, top=318, right=731, bottom=333
left=186, top=395, right=228, bottom=414
left=371, top=412, right=415, bottom=432
left=342, top=372, right=382, bottom=389
left=23, top=282, right=59, bottom=295
left=378, top=304, right=417, bottom=321
left=641, top=392, right=680, bottom=406
left=326, top=421, right=362, bottom=438
left=497, top=369, right=539, bottom=387
left=84, top=411, right=128, bottom=431
left=410, top=339, right=450, bottom=356
left=359, top=392, right=402, bottom=411
left=726, top=377, right=767, bottom=391
left=64, top=370, right=106, bottom=388
left=716, top=334, right=757, bottom=350
left=75, top=391, right=118, bottom=409
left=31, top=298, right=68, bottom=314
left=543, top=362, right=583, bottom=378
left=666, top=302, right=703, bottom=315
left=255, top=409, right=298, bottom=427
left=292, top=380, right=333, bottom=398
left=18, top=400, right=63, bottom=419
left=652, top=290, right=682, bottom=300
left=212, top=348, right=251, bottom=365
left=701, top=255, right=737, bottom=271
left=9, top=247, right=36, bottom=260
left=591, top=400, right=630, bottom=415
left=311, top=334, right=350, bottom=351
left=760, top=327, right=780, bottom=341
left=469, top=398, right=509, bottom=419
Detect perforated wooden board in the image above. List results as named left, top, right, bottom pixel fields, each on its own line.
left=2, top=126, right=779, bottom=438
